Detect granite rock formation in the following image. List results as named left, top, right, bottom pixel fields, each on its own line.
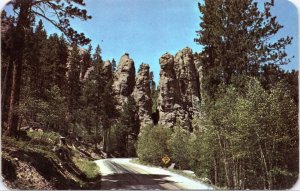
left=103, top=60, right=113, bottom=80
left=157, top=47, right=201, bottom=130
left=132, top=64, right=153, bottom=128
left=112, top=53, right=136, bottom=109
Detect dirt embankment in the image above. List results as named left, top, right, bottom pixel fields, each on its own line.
left=2, top=134, right=102, bottom=190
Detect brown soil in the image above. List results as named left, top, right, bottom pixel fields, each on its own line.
left=2, top=138, right=102, bottom=190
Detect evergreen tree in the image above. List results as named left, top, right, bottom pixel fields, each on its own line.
left=149, top=71, right=158, bottom=113
left=3, top=0, right=91, bottom=137
left=193, top=2, right=297, bottom=188
left=1, top=13, right=15, bottom=131
left=81, top=44, right=92, bottom=80
left=282, top=70, right=298, bottom=103
left=195, top=0, right=293, bottom=101
left=67, top=43, right=82, bottom=129
left=111, top=58, right=117, bottom=72
left=82, top=45, right=105, bottom=149
left=119, top=96, right=139, bottom=156
left=55, top=35, right=69, bottom=91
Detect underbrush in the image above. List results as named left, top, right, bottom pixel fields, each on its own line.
left=72, top=157, right=99, bottom=179
left=2, top=130, right=101, bottom=189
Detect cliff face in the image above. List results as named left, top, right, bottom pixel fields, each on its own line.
left=132, top=64, right=153, bottom=128
left=103, top=60, right=113, bottom=80
left=157, top=48, right=201, bottom=130
left=112, top=53, right=136, bottom=109
left=83, top=48, right=202, bottom=131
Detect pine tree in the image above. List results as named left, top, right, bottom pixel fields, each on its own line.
left=1, top=12, right=15, bottom=131
left=4, top=0, right=91, bottom=137
left=80, top=44, right=92, bottom=80
left=67, top=43, right=82, bottom=127
left=119, top=96, right=139, bottom=156
left=195, top=0, right=293, bottom=101
left=149, top=71, right=158, bottom=113
left=111, top=58, right=117, bottom=72
left=194, top=3, right=296, bottom=187
left=82, top=45, right=105, bottom=149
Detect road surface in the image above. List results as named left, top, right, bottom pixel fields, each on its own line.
left=95, top=158, right=213, bottom=190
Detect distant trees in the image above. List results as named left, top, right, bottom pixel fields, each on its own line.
left=149, top=71, right=158, bottom=113
left=111, top=58, right=117, bottom=72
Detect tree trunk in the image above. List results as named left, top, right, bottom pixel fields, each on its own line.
left=103, top=128, right=110, bottom=155
left=259, top=142, right=272, bottom=189
left=4, top=1, right=31, bottom=137
left=217, top=130, right=233, bottom=188
left=5, top=60, right=22, bottom=136
left=1, top=59, right=13, bottom=133
left=213, top=154, right=219, bottom=186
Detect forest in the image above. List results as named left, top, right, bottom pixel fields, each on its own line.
left=1, top=0, right=298, bottom=190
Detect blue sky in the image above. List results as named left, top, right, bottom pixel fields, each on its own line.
left=3, top=0, right=298, bottom=83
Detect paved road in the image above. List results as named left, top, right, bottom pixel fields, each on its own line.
left=95, top=158, right=213, bottom=190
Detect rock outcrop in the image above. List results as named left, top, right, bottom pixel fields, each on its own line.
left=103, top=60, right=113, bottom=80
left=113, top=53, right=136, bottom=109
left=83, top=60, right=113, bottom=81
left=81, top=48, right=202, bottom=131
left=174, top=47, right=200, bottom=115
left=157, top=48, right=201, bottom=130
left=133, top=64, right=153, bottom=128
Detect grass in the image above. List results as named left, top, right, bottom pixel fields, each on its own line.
left=72, top=157, right=100, bottom=179
left=27, top=130, right=60, bottom=145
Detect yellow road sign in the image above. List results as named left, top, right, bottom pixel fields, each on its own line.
left=162, top=155, right=170, bottom=164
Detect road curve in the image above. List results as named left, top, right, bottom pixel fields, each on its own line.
left=94, top=158, right=213, bottom=190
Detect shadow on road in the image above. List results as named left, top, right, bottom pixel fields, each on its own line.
left=101, top=173, right=176, bottom=190
left=95, top=159, right=181, bottom=189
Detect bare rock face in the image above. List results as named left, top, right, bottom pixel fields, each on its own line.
left=133, top=64, right=153, bottom=128
left=174, top=47, right=200, bottom=115
left=113, top=53, right=136, bottom=108
left=157, top=53, right=188, bottom=129
left=103, top=60, right=113, bottom=80
left=157, top=48, right=201, bottom=130
left=83, top=60, right=113, bottom=81
left=194, top=55, right=203, bottom=102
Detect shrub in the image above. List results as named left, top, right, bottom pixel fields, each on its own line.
left=137, top=125, right=172, bottom=165
left=167, top=126, right=191, bottom=169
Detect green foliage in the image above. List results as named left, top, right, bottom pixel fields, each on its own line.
left=149, top=71, right=158, bottom=113
left=109, top=96, right=139, bottom=156
left=68, top=42, right=82, bottom=116
left=187, top=131, right=215, bottom=179
left=193, top=79, right=298, bottom=189
left=80, top=44, right=118, bottom=151
left=167, top=126, right=190, bottom=169
left=137, top=125, right=172, bottom=165
left=3, top=0, right=91, bottom=137
left=195, top=0, right=293, bottom=100
left=18, top=85, right=68, bottom=134
left=109, top=123, right=126, bottom=155
left=194, top=1, right=297, bottom=188
left=111, top=58, right=117, bottom=72
left=72, top=157, right=100, bottom=179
